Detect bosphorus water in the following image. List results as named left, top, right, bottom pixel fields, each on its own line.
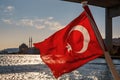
left=0, top=54, right=120, bottom=80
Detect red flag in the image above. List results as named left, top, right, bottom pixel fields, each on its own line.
left=34, top=10, right=103, bottom=78
left=83, top=5, right=107, bottom=51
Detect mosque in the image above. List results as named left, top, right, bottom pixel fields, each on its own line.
left=19, top=37, right=39, bottom=54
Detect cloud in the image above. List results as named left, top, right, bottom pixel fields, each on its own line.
left=19, top=19, right=34, bottom=26
left=4, top=6, right=14, bottom=12
left=35, top=25, right=45, bottom=29
left=44, top=20, right=64, bottom=30
left=47, top=17, right=54, bottom=20
left=2, top=17, right=64, bottom=30
left=0, top=5, right=15, bottom=16
left=2, top=19, right=12, bottom=24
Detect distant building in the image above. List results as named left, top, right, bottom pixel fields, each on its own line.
left=26, top=47, right=40, bottom=54
left=113, top=38, right=120, bottom=46
left=19, top=43, right=28, bottom=53
left=19, top=37, right=39, bottom=54
left=0, top=37, right=39, bottom=54
left=112, top=38, right=120, bottom=55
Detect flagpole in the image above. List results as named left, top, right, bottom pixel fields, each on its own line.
left=81, top=1, right=120, bottom=80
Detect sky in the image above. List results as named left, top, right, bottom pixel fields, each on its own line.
left=0, top=0, right=120, bottom=50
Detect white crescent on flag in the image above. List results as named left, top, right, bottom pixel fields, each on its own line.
left=67, top=25, right=90, bottom=53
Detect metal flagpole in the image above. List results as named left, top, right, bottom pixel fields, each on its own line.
left=81, top=1, right=120, bottom=80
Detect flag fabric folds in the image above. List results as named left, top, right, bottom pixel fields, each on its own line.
left=34, top=7, right=104, bottom=78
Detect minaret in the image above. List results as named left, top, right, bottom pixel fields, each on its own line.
left=30, top=37, right=32, bottom=48
left=29, top=37, right=31, bottom=48
left=29, top=37, right=32, bottom=48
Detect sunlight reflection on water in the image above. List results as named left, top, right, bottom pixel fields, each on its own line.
left=0, top=54, right=120, bottom=80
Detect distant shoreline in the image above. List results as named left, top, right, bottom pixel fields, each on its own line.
left=0, top=53, right=40, bottom=55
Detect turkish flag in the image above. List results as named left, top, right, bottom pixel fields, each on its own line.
left=34, top=10, right=104, bottom=78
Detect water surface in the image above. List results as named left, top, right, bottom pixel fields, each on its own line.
left=0, top=54, right=120, bottom=80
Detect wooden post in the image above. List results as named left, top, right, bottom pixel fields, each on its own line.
left=82, top=1, right=120, bottom=80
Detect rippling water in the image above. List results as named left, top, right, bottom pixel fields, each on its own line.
left=0, top=54, right=120, bottom=80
